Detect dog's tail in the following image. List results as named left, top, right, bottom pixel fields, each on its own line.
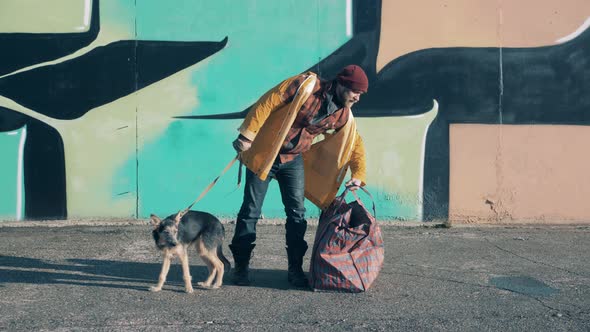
left=217, top=244, right=231, bottom=273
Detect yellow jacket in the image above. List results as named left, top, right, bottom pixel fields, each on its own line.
left=239, top=72, right=366, bottom=209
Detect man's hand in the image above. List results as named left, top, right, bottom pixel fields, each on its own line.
left=232, top=136, right=252, bottom=153
left=345, top=178, right=362, bottom=191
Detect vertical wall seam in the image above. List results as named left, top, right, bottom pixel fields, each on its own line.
left=316, top=0, right=321, bottom=76
left=496, top=0, right=505, bottom=222
left=134, top=0, right=139, bottom=218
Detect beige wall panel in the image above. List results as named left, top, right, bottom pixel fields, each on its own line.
left=450, top=124, right=590, bottom=224
left=378, top=0, right=590, bottom=70
left=0, top=0, right=91, bottom=33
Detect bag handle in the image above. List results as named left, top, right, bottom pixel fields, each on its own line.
left=344, top=186, right=377, bottom=219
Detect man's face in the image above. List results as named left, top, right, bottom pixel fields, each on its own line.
left=335, top=84, right=364, bottom=108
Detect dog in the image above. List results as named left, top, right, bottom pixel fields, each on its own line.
left=149, top=210, right=230, bottom=293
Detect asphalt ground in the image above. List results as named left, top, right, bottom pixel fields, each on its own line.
left=0, top=221, right=589, bottom=331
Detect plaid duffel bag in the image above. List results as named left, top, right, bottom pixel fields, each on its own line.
left=309, top=187, right=384, bottom=292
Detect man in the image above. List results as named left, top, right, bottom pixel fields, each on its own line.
left=230, top=65, right=368, bottom=288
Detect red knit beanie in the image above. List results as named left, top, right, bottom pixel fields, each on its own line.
left=336, top=65, right=369, bottom=92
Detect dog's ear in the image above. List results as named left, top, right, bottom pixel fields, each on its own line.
left=174, top=210, right=186, bottom=225
left=150, top=214, right=162, bottom=228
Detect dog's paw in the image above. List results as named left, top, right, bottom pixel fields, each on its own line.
left=149, top=286, right=162, bottom=292
left=185, top=287, right=194, bottom=294
left=197, top=281, right=212, bottom=289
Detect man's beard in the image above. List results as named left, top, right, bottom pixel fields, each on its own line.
left=336, top=93, right=354, bottom=109
left=344, top=100, right=356, bottom=108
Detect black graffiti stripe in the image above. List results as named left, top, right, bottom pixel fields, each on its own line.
left=0, top=38, right=228, bottom=121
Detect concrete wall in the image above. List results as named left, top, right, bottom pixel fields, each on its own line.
left=450, top=125, right=590, bottom=224
left=0, top=0, right=588, bottom=222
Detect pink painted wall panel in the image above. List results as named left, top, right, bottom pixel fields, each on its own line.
left=450, top=124, right=590, bottom=224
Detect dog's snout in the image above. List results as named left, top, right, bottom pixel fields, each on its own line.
left=156, top=232, right=178, bottom=248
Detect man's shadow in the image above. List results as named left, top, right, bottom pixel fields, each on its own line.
left=0, top=255, right=296, bottom=291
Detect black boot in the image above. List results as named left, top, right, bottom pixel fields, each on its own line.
left=229, top=244, right=255, bottom=286
left=286, top=243, right=309, bottom=288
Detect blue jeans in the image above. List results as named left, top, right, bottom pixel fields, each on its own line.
left=232, top=154, right=307, bottom=249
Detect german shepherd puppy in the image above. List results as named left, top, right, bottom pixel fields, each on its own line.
left=150, top=210, right=230, bottom=293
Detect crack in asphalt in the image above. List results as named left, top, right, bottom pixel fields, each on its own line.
left=485, top=238, right=589, bottom=278
left=390, top=263, right=589, bottom=319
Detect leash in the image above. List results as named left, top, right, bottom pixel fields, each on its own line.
left=175, top=154, right=242, bottom=222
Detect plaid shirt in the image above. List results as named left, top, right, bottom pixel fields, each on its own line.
left=278, top=75, right=350, bottom=163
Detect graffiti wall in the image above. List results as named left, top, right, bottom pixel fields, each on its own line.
left=0, top=0, right=588, bottom=222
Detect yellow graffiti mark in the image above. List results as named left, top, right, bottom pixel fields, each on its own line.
left=0, top=66, right=200, bottom=217
left=356, top=100, right=438, bottom=220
